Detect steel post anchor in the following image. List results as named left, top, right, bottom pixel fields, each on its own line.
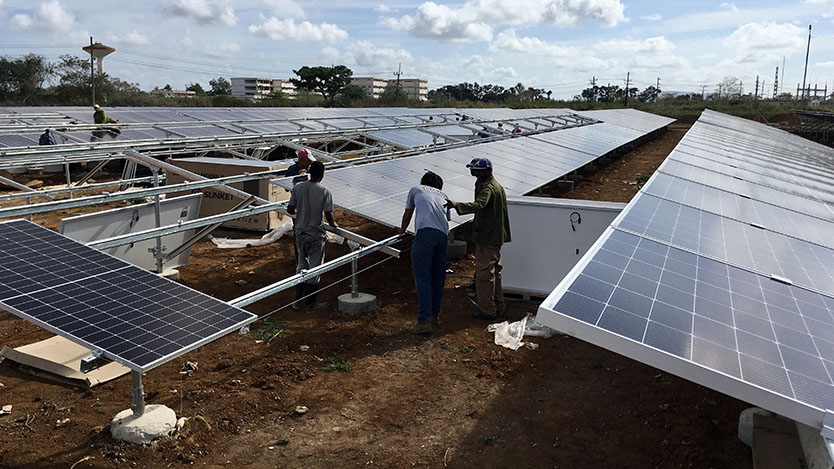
left=131, top=370, right=145, bottom=416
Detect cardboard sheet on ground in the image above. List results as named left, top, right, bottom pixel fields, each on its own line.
left=0, top=335, right=130, bottom=388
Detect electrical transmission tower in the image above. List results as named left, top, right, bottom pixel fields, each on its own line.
left=773, top=66, right=779, bottom=99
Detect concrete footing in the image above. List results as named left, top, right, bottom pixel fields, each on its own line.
left=338, top=292, right=378, bottom=316
left=738, top=407, right=774, bottom=446
left=160, top=269, right=180, bottom=281
left=566, top=174, right=584, bottom=183
left=555, top=180, right=574, bottom=190
left=111, top=404, right=177, bottom=444
left=447, top=240, right=467, bottom=260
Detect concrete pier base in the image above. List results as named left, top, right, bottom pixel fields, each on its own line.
left=160, top=269, right=179, bottom=281
left=111, top=404, right=177, bottom=444
left=447, top=240, right=467, bottom=260
left=338, top=292, right=378, bottom=316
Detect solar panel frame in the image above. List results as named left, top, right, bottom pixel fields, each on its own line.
left=0, top=219, right=256, bottom=373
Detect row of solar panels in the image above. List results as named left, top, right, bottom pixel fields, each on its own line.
left=275, top=109, right=674, bottom=232
left=0, top=106, right=673, bottom=151
left=538, top=110, right=834, bottom=430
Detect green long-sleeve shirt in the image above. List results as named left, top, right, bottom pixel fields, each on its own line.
left=455, top=175, right=511, bottom=246
left=93, top=109, right=107, bottom=124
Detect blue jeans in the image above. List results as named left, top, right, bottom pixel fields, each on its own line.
left=411, top=228, right=448, bottom=323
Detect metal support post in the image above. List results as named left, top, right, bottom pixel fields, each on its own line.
left=25, top=197, right=31, bottom=221
left=351, top=258, right=359, bottom=298
left=64, top=163, right=73, bottom=199
left=151, top=166, right=164, bottom=273
left=131, top=370, right=145, bottom=416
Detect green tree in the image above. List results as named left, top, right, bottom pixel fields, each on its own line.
left=290, top=65, right=353, bottom=106
left=209, top=77, right=232, bottom=96
left=378, top=85, right=409, bottom=105
left=332, top=84, right=367, bottom=107
left=186, top=82, right=206, bottom=96
left=638, top=85, right=661, bottom=103
left=0, top=54, right=54, bottom=104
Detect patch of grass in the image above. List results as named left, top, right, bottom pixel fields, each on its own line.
left=324, top=355, right=353, bottom=373
left=458, top=345, right=475, bottom=353
left=276, top=435, right=290, bottom=446
left=434, top=341, right=450, bottom=350
left=635, top=173, right=651, bottom=184
left=254, top=319, right=285, bottom=343
left=484, top=436, right=494, bottom=446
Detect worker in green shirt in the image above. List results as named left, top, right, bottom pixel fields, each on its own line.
left=446, top=158, right=511, bottom=319
left=93, top=104, right=118, bottom=124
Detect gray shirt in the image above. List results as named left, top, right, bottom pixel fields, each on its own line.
left=289, top=181, right=333, bottom=238
left=405, top=185, right=448, bottom=234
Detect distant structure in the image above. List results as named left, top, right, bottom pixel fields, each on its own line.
left=230, top=77, right=297, bottom=101
left=351, top=77, right=428, bottom=101
left=151, top=89, right=196, bottom=98
left=82, top=42, right=115, bottom=75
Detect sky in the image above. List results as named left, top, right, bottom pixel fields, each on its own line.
left=1, top=0, right=833, bottom=99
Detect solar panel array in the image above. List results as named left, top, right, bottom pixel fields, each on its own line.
left=275, top=109, right=673, bottom=232
left=0, top=219, right=256, bottom=373
left=538, top=110, right=834, bottom=429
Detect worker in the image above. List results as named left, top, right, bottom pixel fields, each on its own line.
left=400, top=171, right=448, bottom=334
left=285, top=149, right=315, bottom=183
left=446, top=158, right=511, bottom=320
left=287, top=161, right=337, bottom=312
left=93, top=104, right=118, bottom=124
left=39, top=129, right=56, bottom=145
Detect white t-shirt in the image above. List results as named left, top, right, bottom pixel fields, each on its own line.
left=405, top=185, right=448, bottom=234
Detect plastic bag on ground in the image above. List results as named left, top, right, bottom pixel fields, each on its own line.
left=488, top=313, right=558, bottom=350
left=211, top=219, right=293, bottom=249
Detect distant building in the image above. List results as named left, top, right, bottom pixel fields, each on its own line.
left=151, top=89, right=196, bottom=98
left=352, top=77, right=428, bottom=101
left=398, top=79, right=428, bottom=101
left=351, top=77, right=389, bottom=99
left=231, top=77, right=297, bottom=100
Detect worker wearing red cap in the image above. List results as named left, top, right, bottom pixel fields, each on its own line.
left=286, top=149, right=315, bottom=179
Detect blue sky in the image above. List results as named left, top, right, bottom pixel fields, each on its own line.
left=0, top=0, right=832, bottom=99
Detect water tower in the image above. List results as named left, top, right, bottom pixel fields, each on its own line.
left=82, top=42, right=115, bottom=75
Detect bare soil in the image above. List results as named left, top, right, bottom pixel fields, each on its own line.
left=0, top=124, right=754, bottom=468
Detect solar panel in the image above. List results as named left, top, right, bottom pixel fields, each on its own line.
left=538, top=110, right=834, bottom=429
left=0, top=219, right=256, bottom=373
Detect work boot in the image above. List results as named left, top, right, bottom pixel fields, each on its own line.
left=409, top=322, right=432, bottom=335
left=305, top=283, right=328, bottom=311
left=431, top=315, right=440, bottom=329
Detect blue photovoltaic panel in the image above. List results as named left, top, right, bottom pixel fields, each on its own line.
left=0, top=220, right=256, bottom=373
left=538, top=110, right=834, bottom=429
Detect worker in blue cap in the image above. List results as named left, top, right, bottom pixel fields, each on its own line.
left=446, top=157, right=511, bottom=319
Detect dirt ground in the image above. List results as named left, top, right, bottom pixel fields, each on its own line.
left=0, top=123, right=755, bottom=468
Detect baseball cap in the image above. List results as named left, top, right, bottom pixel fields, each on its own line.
left=296, top=149, right=316, bottom=161
left=466, top=158, right=492, bottom=170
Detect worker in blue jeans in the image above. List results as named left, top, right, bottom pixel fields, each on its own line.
left=400, top=171, right=449, bottom=334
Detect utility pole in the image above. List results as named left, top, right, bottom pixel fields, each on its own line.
left=624, top=71, right=630, bottom=106
left=801, top=24, right=812, bottom=108
left=718, top=84, right=723, bottom=100
left=655, top=77, right=661, bottom=102
left=781, top=56, right=786, bottom=95
left=773, top=66, right=779, bottom=99
left=89, top=36, right=95, bottom=106
left=590, top=76, right=597, bottom=86
left=393, top=62, right=403, bottom=97
left=700, top=85, right=708, bottom=99
left=755, top=75, right=759, bottom=101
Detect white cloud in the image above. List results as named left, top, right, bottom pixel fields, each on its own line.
left=375, top=4, right=392, bottom=13
left=162, top=0, right=237, bottom=26
left=641, top=14, right=662, bottom=21
left=124, top=31, right=151, bottom=46
left=386, top=0, right=625, bottom=43
left=320, top=41, right=412, bottom=72
left=264, top=0, right=305, bottom=19
left=595, top=36, right=675, bottom=55
left=817, top=60, right=834, bottom=66
left=725, top=22, right=806, bottom=63
left=10, top=1, right=74, bottom=33
left=249, top=18, right=349, bottom=43
left=181, top=30, right=194, bottom=47
left=206, top=41, right=241, bottom=57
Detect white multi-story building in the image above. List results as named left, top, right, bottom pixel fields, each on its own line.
left=271, top=79, right=297, bottom=98
left=398, top=79, right=429, bottom=101
left=351, top=77, right=389, bottom=99
left=231, top=77, right=273, bottom=100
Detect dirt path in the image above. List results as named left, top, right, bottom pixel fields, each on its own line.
left=0, top=124, right=753, bottom=468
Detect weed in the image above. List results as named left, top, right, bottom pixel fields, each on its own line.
left=484, top=436, right=494, bottom=446
left=458, top=345, right=475, bottom=353
left=276, top=435, right=290, bottom=446
left=254, top=319, right=285, bottom=343
left=324, top=355, right=353, bottom=372
left=635, top=173, right=650, bottom=184
left=435, top=341, right=450, bottom=350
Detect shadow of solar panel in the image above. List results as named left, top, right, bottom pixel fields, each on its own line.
left=0, top=220, right=255, bottom=373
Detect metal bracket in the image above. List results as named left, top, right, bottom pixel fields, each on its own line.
left=80, top=349, right=110, bottom=373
